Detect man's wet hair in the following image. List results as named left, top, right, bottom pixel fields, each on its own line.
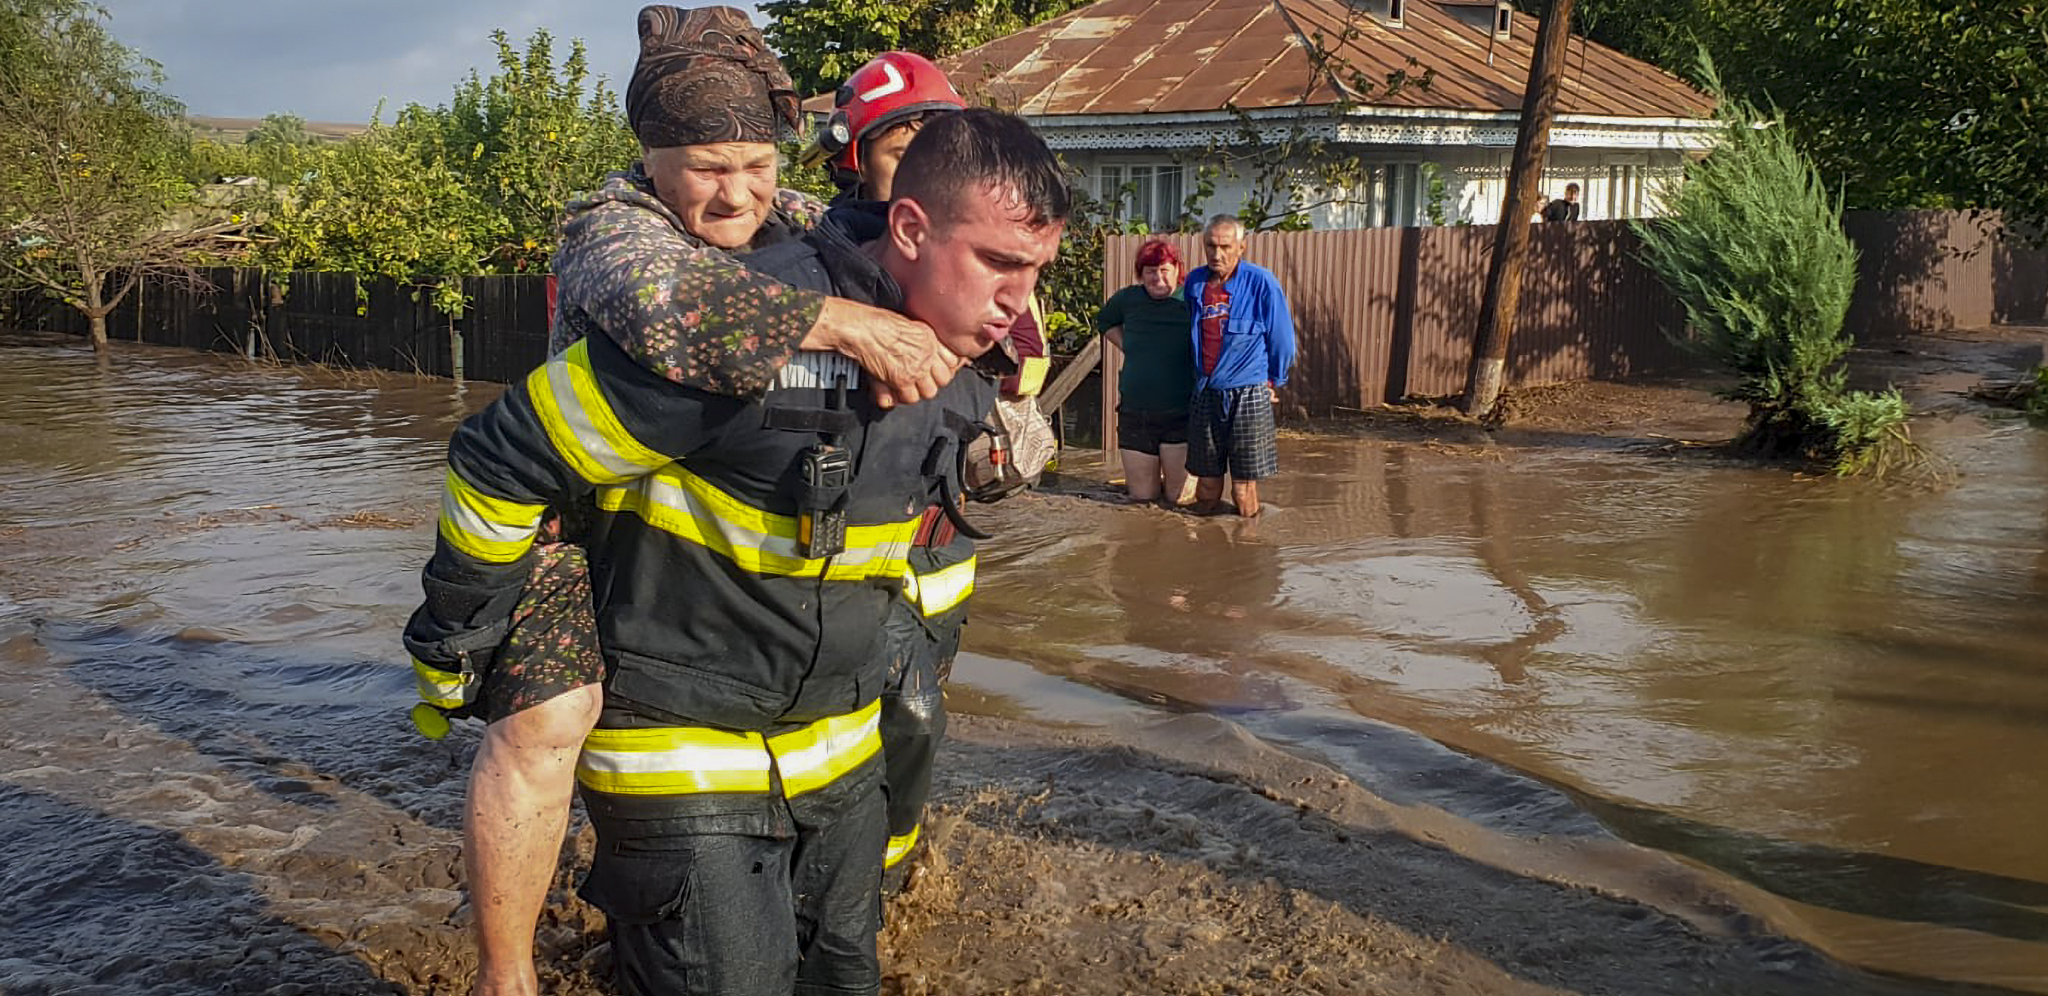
left=893, top=108, right=1070, bottom=229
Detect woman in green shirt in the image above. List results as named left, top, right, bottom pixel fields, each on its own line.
left=1096, top=239, right=1198, bottom=503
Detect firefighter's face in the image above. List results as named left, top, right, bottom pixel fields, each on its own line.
left=857, top=120, right=923, bottom=201
left=643, top=142, right=778, bottom=250
left=887, top=182, right=1063, bottom=359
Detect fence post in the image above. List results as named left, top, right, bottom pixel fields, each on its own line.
left=263, top=272, right=285, bottom=362
left=1098, top=336, right=1121, bottom=460
left=449, top=313, right=465, bottom=384
left=448, top=278, right=466, bottom=384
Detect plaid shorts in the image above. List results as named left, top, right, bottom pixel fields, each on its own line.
left=1187, top=384, right=1278, bottom=481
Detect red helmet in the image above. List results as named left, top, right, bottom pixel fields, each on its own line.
left=816, top=52, right=965, bottom=175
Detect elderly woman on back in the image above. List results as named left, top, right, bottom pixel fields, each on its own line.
left=1095, top=238, right=1197, bottom=503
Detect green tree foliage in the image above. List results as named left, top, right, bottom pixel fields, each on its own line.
left=400, top=29, right=638, bottom=273
left=0, top=0, right=222, bottom=350
left=1035, top=184, right=1133, bottom=334
left=244, top=113, right=313, bottom=151
left=1634, top=61, right=1909, bottom=475
left=244, top=28, right=638, bottom=315
left=1544, top=0, right=2048, bottom=231
left=777, top=140, right=841, bottom=204
left=257, top=119, right=497, bottom=316
left=762, top=0, right=1090, bottom=97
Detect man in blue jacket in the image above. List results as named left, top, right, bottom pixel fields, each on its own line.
left=1182, top=214, right=1296, bottom=517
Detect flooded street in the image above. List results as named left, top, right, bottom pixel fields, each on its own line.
left=3, top=331, right=2046, bottom=994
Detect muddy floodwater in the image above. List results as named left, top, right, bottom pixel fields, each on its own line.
left=3, top=331, right=2046, bottom=995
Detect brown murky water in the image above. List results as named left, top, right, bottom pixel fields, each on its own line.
left=3, top=332, right=2046, bottom=994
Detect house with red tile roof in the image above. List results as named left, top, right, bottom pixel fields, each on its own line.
left=932, top=0, right=1717, bottom=229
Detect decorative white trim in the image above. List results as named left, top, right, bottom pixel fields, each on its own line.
left=1030, top=105, right=1719, bottom=153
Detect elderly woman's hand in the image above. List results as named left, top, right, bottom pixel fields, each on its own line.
left=805, top=297, right=967, bottom=407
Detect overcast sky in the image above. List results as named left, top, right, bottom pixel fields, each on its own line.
left=100, top=1, right=762, bottom=123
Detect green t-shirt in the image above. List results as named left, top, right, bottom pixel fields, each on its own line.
left=1095, top=284, right=1196, bottom=414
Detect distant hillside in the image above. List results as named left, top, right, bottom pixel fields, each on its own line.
left=187, top=115, right=368, bottom=144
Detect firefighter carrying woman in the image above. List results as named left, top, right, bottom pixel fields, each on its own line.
left=401, top=7, right=1062, bottom=996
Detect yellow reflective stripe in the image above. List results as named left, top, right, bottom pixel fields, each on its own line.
left=528, top=339, right=670, bottom=485
left=577, top=725, right=774, bottom=795
left=598, top=465, right=917, bottom=581
left=767, top=698, right=883, bottom=797
left=437, top=467, right=546, bottom=563
left=1014, top=355, right=1050, bottom=397
left=911, top=556, right=976, bottom=617
left=884, top=824, right=921, bottom=868
left=575, top=701, right=882, bottom=798
left=412, top=658, right=470, bottom=709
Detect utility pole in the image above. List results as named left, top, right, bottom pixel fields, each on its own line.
left=1462, top=0, right=1576, bottom=418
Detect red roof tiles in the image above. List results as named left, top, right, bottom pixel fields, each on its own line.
left=933, top=0, right=1711, bottom=120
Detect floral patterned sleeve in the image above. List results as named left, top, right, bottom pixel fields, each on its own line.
left=550, top=173, right=829, bottom=400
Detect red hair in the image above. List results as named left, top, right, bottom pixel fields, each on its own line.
left=1133, top=239, right=1181, bottom=278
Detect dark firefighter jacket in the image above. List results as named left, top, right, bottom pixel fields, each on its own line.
left=403, top=202, right=1005, bottom=830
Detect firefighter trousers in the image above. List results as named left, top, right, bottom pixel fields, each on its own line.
left=578, top=785, right=887, bottom=996
left=879, top=598, right=960, bottom=866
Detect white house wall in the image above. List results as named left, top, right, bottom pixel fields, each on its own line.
left=1062, top=145, right=1688, bottom=231
left=1041, top=107, right=1707, bottom=232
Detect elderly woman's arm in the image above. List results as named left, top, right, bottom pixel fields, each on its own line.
left=553, top=183, right=958, bottom=405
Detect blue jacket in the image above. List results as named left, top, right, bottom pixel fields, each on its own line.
left=1183, top=260, right=1296, bottom=392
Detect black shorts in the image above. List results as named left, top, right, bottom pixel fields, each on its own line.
left=1116, top=407, right=1190, bottom=456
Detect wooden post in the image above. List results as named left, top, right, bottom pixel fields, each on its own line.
left=447, top=276, right=467, bottom=384
left=1036, top=335, right=1103, bottom=414
left=1462, top=0, right=1576, bottom=418
left=263, top=273, right=285, bottom=362
left=449, top=314, right=465, bottom=385
left=1099, top=336, right=1122, bottom=459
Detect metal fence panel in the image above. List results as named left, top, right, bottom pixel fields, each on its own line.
left=4, top=210, right=2039, bottom=408
left=1102, top=210, right=2047, bottom=423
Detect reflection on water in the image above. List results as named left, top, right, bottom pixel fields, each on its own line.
left=3, top=335, right=2047, bottom=990
left=981, top=414, right=2048, bottom=989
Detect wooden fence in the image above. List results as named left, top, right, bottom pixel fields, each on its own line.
left=1, top=268, right=555, bottom=384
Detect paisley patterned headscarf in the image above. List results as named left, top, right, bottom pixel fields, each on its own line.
left=626, top=5, right=800, bottom=148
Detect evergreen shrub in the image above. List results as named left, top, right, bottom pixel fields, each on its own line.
left=1634, top=57, right=1913, bottom=475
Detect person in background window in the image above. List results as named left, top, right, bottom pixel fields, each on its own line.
left=1096, top=238, right=1196, bottom=504
left=1542, top=182, right=1581, bottom=222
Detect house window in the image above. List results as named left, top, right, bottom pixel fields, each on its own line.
left=1606, top=164, right=1644, bottom=219
left=1349, top=163, right=1422, bottom=227
left=1495, top=3, right=1513, bottom=37
left=1098, top=162, right=1184, bottom=231
left=1387, top=0, right=1405, bottom=25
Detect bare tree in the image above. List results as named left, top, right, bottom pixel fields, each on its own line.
left=0, top=0, right=226, bottom=350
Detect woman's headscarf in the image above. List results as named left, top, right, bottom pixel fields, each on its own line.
left=625, top=5, right=800, bottom=148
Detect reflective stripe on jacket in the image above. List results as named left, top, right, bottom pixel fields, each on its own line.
left=406, top=202, right=1002, bottom=824
left=578, top=698, right=883, bottom=797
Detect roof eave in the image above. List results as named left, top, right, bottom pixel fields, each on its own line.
left=1026, top=104, right=1723, bottom=152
